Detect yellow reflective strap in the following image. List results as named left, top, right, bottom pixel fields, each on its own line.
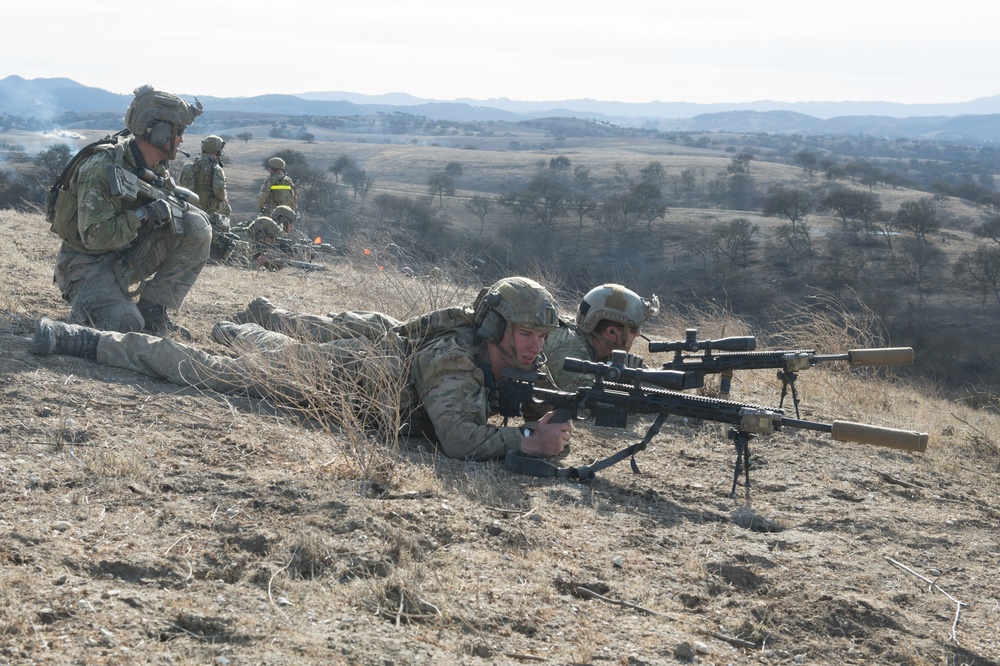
left=270, top=185, right=292, bottom=190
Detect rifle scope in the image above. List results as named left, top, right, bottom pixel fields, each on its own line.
left=562, top=357, right=695, bottom=391
left=648, top=328, right=757, bottom=354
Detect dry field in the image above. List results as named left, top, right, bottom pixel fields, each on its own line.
left=1, top=205, right=999, bottom=666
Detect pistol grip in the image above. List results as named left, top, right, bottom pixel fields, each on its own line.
left=552, top=408, right=572, bottom=424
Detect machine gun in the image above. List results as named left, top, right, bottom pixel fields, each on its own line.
left=499, top=350, right=928, bottom=497
left=106, top=164, right=199, bottom=236
left=648, top=329, right=914, bottom=417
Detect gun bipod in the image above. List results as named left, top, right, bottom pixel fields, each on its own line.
left=728, top=428, right=754, bottom=498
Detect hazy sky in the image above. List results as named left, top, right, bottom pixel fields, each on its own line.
left=9, top=0, right=998, bottom=104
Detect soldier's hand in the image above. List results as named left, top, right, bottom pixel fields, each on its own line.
left=520, top=410, right=573, bottom=457
left=136, top=200, right=172, bottom=227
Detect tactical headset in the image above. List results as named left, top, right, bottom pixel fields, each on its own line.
left=146, top=120, right=180, bottom=149
left=474, top=291, right=507, bottom=344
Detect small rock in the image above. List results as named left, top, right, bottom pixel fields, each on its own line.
left=77, top=599, right=94, bottom=611
left=694, top=640, right=710, bottom=654
left=674, top=641, right=696, bottom=660
left=277, top=597, right=292, bottom=606
left=51, top=521, right=72, bottom=532
left=54, top=574, right=68, bottom=586
left=612, top=556, right=624, bottom=568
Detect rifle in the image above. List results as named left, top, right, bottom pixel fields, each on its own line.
left=276, top=236, right=337, bottom=256
left=499, top=350, right=928, bottom=497
left=256, top=255, right=327, bottom=272
left=106, top=164, right=200, bottom=235
left=648, top=329, right=914, bottom=417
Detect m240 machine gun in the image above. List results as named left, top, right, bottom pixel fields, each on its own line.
left=498, top=350, right=928, bottom=497
left=649, top=329, right=914, bottom=417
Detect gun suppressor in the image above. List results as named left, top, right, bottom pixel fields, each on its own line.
left=845, top=347, right=914, bottom=366
left=830, top=420, right=928, bottom=452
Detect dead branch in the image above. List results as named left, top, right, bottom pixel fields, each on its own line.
left=885, top=556, right=968, bottom=644
left=574, top=586, right=660, bottom=616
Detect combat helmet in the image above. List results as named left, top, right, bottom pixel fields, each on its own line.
left=201, top=135, right=225, bottom=154
left=267, top=157, right=286, bottom=170
left=474, top=276, right=559, bottom=344
left=576, top=284, right=659, bottom=336
left=270, top=205, right=296, bottom=232
left=124, top=84, right=202, bottom=148
left=248, top=216, right=281, bottom=241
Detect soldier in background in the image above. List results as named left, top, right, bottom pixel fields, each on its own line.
left=180, top=135, right=235, bottom=262
left=30, top=277, right=573, bottom=461
left=46, top=84, right=210, bottom=336
left=257, top=156, right=297, bottom=216
left=544, top=284, right=659, bottom=391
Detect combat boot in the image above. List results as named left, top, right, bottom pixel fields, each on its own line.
left=30, top=318, right=101, bottom=360
left=137, top=298, right=192, bottom=340
left=232, top=296, right=276, bottom=325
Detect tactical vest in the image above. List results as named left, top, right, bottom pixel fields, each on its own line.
left=45, top=131, right=130, bottom=245
left=186, top=158, right=216, bottom=204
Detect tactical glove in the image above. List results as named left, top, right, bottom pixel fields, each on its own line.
left=136, top=200, right=173, bottom=227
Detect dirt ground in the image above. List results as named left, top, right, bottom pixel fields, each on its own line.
left=1, top=209, right=998, bottom=665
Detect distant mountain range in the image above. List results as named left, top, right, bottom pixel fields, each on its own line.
left=4, top=75, right=1000, bottom=142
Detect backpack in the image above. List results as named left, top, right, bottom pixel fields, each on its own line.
left=45, top=130, right=130, bottom=240
left=394, top=306, right=477, bottom=344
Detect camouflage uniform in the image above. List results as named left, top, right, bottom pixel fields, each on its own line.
left=33, top=277, right=561, bottom=461
left=179, top=154, right=231, bottom=218
left=543, top=319, right=600, bottom=391
left=60, top=314, right=536, bottom=460
left=48, top=85, right=211, bottom=333
left=53, top=136, right=211, bottom=332
left=257, top=159, right=297, bottom=216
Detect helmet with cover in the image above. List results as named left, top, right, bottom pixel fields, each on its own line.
left=270, top=205, right=296, bottom=232
left=267, top=157, right=286, bottom=170
left=249, top=216, right=281, bottom=242
left=576, top=284, right=659, bottom=336
left=124, top=84, right=202, bottom=148
left=474, top=276, right=559, bottom=344
left=201, top=135, right=225, bottom=154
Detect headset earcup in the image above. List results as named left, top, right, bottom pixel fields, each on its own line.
left=477, top=310, right=505, bottom=344
left=148, top=122, right=172, bottom=148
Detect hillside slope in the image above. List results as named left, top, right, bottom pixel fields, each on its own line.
left=0, top=209, right=997, bottom=665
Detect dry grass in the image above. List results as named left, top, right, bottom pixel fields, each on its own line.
left=2, top=199, right=999, bottom=664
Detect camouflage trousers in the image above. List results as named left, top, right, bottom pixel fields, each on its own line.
left=55, top=208, right=212, bottom=332
left=93, top=322, right=416, bottom=414
left=243, top=305, right=402, bottom=344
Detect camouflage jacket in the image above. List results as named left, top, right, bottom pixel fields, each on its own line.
left=257, top=173, right=297, bottom=214
left=543, top=320, right=600, bottom=391
left=408, top=325, right=551, bottom=461
left=58, top=137, right=164, bottom=255
left=180, top=156, right=231, bottom=217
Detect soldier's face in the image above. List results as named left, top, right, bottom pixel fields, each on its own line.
left=505, top=324, right=548, bottom=366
